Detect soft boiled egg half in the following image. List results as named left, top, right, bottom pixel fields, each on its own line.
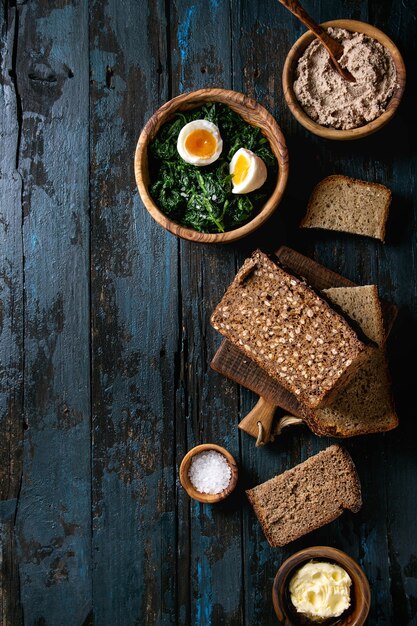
left=230, top=148, right=267, bottom=194
left=177, top=120, right=223, bottom=166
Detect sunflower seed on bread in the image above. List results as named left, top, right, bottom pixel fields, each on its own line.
left=211, top=250, right=376, bottom=410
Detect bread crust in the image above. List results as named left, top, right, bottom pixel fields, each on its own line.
left=305, top=285, right=398, bottom=436
left=211, top=250, right=375, bottom=410
left=246, top=445, right=362, bottom=547
left=216, top=281, right=398, bottom=438
left=306, top=352, right=398, bottom=437
left=300, top=175, right=392, bottom=242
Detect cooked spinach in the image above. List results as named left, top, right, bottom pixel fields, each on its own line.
left=148, top=103, right=277, bottom=234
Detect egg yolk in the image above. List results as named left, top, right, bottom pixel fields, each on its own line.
left=232, top=154, right=250, bottom=184
left=184, top=129, right=217, bottom=158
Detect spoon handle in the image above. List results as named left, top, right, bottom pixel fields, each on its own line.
left=277, top=0, right=342, bottom=58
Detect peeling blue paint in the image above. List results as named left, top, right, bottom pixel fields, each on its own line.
left=210, top=0, right=222, bottom=12
left=30, top=232, right=39, bottom=252
left=177, top=6, right=196, bottom=92
left=196, top=559, right=212, bottom=625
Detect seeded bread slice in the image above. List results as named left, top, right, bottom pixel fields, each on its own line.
left=300, top=175, right=391, bottom=241
left=306, top=285, right=398, bottom=436
left=211, top=250, right=374, bottom=410
left=246, top=445, right=362, bottom=547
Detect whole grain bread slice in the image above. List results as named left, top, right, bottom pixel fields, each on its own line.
left=211, top=250, right=375, bottom=410
left=246, top=445, right=362, bottom=547
left=300, top=175, right=392, bottom=241
left=324, top=286, right=385, bottom=345
left=305, top=285, right=398, bottom=436
left=308, top=351, right=398, bottom=436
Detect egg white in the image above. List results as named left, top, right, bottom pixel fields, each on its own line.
left=177, top=120, right=223, bottom=166
left=229, top=147, right=267, bottom=194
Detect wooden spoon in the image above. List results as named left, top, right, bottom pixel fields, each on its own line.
left=278, top=0, right=356, bottom=82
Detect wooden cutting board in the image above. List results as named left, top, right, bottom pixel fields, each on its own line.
left=211, top=246, right=397, bottom=445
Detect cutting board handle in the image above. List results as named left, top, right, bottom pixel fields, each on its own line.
left=238, top=397, right=277, bottom=446
left=238, top=398, right=305, bottom=446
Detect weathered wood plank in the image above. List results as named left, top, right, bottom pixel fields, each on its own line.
left=229, top=0, right=412, bottom=623
left=0, top=3, right=24, bottom=624
left=89, top=1, right=180, bottom=624
left=12, top=1, right=92, bottom=623
left=306, top=2, right=417, bottom=624
left=230, top=2, right=312, bottom=623
left=170, top=1, right=244, bottom=623
left=366, top=2, right=417, bottom=623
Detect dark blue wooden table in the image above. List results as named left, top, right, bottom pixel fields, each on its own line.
left=1, top=1, right=416, bottom=624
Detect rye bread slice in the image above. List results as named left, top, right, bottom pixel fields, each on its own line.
left=211, top=250, right=374, bottom=410
left=300, top=175, right=391, bottom=241
left=306, top=285, right=398, bottom=437
left=324, top=286, right=385, bottom=345
left=246, top=445, right=362, bottom=548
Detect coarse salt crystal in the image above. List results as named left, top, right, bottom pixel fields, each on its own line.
left=188, top=450, right=232, bottom=494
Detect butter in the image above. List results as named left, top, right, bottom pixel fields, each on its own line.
left=289, top=560, right=352, bottom=622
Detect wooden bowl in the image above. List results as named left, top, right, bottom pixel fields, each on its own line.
left=282, top=19, right=406, bottom=140
left=179, top=443, right=238, bottom=504
left=134, top=88, right=289, bottom=243
left=272, top=546, right=371, bottom=625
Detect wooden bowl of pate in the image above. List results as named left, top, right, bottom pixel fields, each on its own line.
left=282, top=20, right=406, bottom=140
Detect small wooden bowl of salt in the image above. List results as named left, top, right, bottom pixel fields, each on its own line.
left=179, top=444, right=238, bottom=504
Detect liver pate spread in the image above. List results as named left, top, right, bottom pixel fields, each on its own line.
left=293, top=28, right=397, bottom=130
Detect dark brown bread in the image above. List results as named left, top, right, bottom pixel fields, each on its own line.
left=307, top=351, right=398, bottom=436
left=300, top=175, right=392, bottom=241
left=211, top=250, right=374, bottom=410
left=246, top=445, right=362, bottom=547
left=307, top=286, right=398, bottom=436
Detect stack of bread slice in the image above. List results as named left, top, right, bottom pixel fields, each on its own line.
left=210, top=248, right=397, bottom=546
left=211, top=249, right=397, bottom=437
left=211, top=250, right=376, bottom=412
left=299, top=285, right=398, bottom=436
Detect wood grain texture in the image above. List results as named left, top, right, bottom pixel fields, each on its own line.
left=277, top=0, right=357, bottom=83
left=169, top=2, right=245, bottom=624
left=89, top=1, right=180, bottom=624
left=0, top=5, right=24, bottom=623
left=238, top=397, right=277, bottom=443
left=212, top=336, right=304, bottom=415
left=10, top=1, right=92, bottom=624
left=230, top=3, right=304, bottom=624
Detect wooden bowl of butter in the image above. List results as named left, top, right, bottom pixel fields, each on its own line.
left=282, top=19, right=406, bottom=140
left=272, top=546, right=371, bottom=625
